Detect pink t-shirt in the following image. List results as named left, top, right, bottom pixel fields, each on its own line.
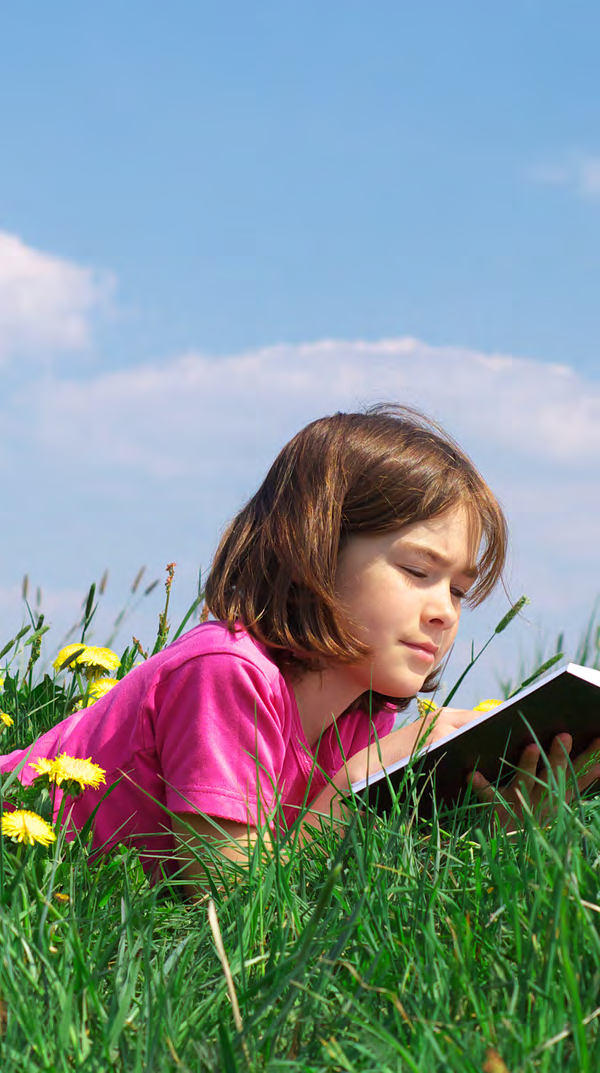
left=0, top=622, right=395, bottom=874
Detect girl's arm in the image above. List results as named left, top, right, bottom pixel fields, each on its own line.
left=172, top=813, right=270, bottom=898
left=324, top=706, right=481, bottom=793
left=305, top=706, right=479, bottom=823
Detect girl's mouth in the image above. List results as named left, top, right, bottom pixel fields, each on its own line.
left=401, top=642, right=437, bottom=664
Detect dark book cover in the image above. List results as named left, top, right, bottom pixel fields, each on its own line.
left=351, top=663, right=600, bottom=814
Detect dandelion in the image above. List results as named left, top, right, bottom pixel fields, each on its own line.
left=87, top=677, right=118, bottom=702
left=0, top=711, right=13, bottom=727
left=51, top=754, right=106, bottom=792
left=72, top=677, right=119, bottom=710
left=53, top=644, right=120, bottom=680
left=77, top=647, right=120, bottom=678
left=29, top=757, right=57, bottom=779
left=1, top=809, right=56, bottom=846
left=53, top=644, right=87, bottom=672
left=473, top=699, right=503, bottom=713
left=30, top=754, right=106, bottom=793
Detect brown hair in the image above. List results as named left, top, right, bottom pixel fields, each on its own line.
left=204, top=404, right=508, bottom=712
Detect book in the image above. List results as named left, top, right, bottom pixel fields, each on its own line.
left=351, top=662, right=600, bottom=814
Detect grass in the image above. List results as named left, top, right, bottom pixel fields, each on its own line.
left=0, top=574, right=599, bottom=1072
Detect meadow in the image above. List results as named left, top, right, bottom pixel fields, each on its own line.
left=0, top=573, right=599, bottom=1073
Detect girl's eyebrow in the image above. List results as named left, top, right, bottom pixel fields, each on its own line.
left=397, top=540, right=479, bottom=580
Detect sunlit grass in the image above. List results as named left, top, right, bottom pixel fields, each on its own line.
left=0, top=572, right=599, bottom=1071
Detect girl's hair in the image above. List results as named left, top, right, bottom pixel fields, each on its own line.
left=205, top=404, right=508, bottom=712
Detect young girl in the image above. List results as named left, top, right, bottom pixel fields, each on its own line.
left=1, top=404, right=598, bottom=889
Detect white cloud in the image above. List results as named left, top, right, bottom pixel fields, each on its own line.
left=0, top=231, right=111, bottom=362
left=529, top=152, right=600, bottom=199
left=11, top=338, right=600, bottom=476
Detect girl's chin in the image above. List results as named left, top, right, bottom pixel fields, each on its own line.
left=370, top=674, right=431, bottom=699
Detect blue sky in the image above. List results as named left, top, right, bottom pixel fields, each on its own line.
left=1, top=3, right=599, bottom=702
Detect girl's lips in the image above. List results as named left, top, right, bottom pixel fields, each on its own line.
left=401, top=641, right=437, bottom=663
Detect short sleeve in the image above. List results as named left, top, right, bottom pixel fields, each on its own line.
left=152, top=653, right=288, bottom=827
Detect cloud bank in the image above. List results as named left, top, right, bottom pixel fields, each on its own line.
left=0, top=231, right=110, bottom=362
left=11, top=338, right=599, bottom=481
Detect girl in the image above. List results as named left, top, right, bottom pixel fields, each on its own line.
left=1, top=405, right=598, bottom=890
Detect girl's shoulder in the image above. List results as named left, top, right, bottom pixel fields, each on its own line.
left=156, top=620, right=279, bottom=680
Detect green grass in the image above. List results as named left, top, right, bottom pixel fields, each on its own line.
left=0, top=577, right=599, bottom=1072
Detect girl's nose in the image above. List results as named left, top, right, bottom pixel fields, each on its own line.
left=425, top=586, right=460, bottom=629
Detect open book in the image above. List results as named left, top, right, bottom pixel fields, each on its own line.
left=351, top=663, right=600, bottom=813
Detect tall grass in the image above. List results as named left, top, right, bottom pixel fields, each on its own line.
left=0, top=574, right=599, bottom=1072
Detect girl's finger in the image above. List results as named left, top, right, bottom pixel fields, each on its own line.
left=572, top=737, right=600, bottom=793
left=514, top=743, right=540, bottom=797
left=546, top=733, right=573, bottom=774
left=469, top=770, right=496, bottom=805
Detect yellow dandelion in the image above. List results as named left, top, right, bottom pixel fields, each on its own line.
left=53, top=644, right=120, bottom=679
left=416, top=698, right=438, bottom=718
left=0, top=711, right=13, bottom=727
left=473, top=699, right=503, bottom=713
left=51, top=754, right=106, bottom=791
left=87, top=677, right=118, bottom=702
left=1, top=809, right=56, bottom=847
left=79, top=648, right=122, bottom=673
left=29, top=757, right=57, bottom=779
left=72, top=676, right=119, bottom=710
left=53, top=644, right=87, bottom=673
left=30, top=754, right=106, bottom=792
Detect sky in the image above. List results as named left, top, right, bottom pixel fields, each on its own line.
left=0, top=2, right=599, bottom=704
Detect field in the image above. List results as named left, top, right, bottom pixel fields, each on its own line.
left=0, top=578, right=599, bottom=1072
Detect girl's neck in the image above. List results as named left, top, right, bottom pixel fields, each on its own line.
left=290, top=665, right=363, bottom=748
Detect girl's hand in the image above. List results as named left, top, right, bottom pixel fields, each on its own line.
left=411, top=706, right=484, bottom=750
left=469, top=734, right=600, bottom=827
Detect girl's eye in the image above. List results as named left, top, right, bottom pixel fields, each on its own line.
left=401, top=566, right=427, bottom=578
left=401, top=566, right=468, bottom=600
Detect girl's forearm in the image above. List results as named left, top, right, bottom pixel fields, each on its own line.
left=333, top=721, right=422, bottom=790
left=302, top=721, right=422, bottom=827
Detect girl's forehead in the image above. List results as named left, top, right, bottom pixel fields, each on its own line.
left=397, top=505, right=478, bottom=539
left=382, top=508, right=482, bottom=569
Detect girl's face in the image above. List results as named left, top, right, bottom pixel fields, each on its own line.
left=334, top=506, right=479, bottom=699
